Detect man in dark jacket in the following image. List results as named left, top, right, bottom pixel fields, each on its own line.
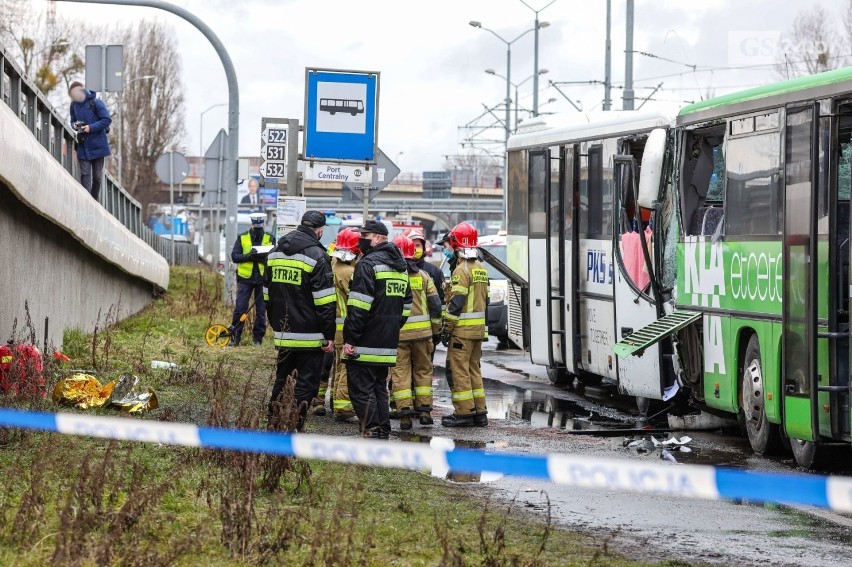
left=343, top=220, right=412, bottom=439
left=230, top=212, right=274, bottom=346
left=68, top=82, right=112, bottom=200
left=265, top=211, right=336, bottom=425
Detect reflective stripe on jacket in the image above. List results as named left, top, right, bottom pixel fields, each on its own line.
left=444, top=256, right=489, bottom=339
left=399, top=268, right=442, bottom=342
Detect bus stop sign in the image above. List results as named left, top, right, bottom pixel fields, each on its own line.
left=303, top=68, right=379, bottom=164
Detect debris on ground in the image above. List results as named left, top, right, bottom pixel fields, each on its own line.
left=623, top=434, right=694, bottom=461
left=151, top=360, right=178, bottom=370
left=52, top=372, right=158, bottom=412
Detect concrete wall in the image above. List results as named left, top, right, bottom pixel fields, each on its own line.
left=0, top=78, right=169, bottom=349
left=0, top=182, right=155, bottom=347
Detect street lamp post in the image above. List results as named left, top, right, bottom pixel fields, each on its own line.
left=469, top=20, right=541, bottom=194
left=118, top=74, right=156, bottom=186
left=520, top=0, right=557, bottom=116
left=485, top=68, right=548, bottom=132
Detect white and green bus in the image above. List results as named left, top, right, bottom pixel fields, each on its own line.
left=510, top=68, right=852, bottom=468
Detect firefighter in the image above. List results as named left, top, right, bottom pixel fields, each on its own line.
left=342, top=220, right=412, bottom=439
left=390, top=235, right=443, bottom=429
left=441, top=222, right=489, bottom=427
left=229, top=212, right=273, bottom=346
left=309, top=351, right=334, bottom=416
left=265, top=211, right=336, bottom=427
left=404, top=228, right=445, bottom=304
left=330, top=227, right=361, bottom=422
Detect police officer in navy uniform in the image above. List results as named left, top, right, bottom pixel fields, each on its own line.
left=229, top=212, right=273, bottom=346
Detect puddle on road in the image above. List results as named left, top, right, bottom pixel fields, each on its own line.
left=394, top=432, right=504, bottom=484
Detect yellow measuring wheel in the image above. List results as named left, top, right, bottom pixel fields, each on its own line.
left=205, top=324, right=232, bottom=348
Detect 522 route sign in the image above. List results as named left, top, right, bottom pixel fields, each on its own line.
left=260, top=124, right=288, bottom=179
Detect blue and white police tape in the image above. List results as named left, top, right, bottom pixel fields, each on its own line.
left=1, top=407, right=851, bottom=512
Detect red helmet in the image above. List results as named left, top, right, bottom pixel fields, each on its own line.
left=393, top=235, right=416, bottom=259
left=404, top=228, right=426, bottom=244
left=335, top=227, right=361, bottom=254
left=448, top=222, right=478, bottom=249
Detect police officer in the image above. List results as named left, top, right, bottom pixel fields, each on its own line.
left=390, top=236, right=442, bottom=429
left=343, top=220, right=412, bottom=439
left=441, top=222, right=489, bottom=428
left=230, top=212, right=273, bottom=346
left=330, top=227, right=361, bottom=421
left=265, top=211, right=336, bottom=426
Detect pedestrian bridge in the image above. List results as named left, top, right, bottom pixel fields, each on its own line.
left=0, top=46, right=170, bottom=347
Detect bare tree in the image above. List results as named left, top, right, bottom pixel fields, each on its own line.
left=113, top=20, right=186, bottom=210
left=778, top=4, right=844, bottom=78
left=0, top=0, right=85, bottom=102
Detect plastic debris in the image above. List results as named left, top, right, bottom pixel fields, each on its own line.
left=660, top=449, right=678, bottom=463
left=151, top=360, right=178, bottom=370
left=110, top=373, right=159, bottom=413
left=52, top=373, right=114, bottom=409
left=679, top=446, right=693, bottom=453
left=52, top=373, right=158, bottom=413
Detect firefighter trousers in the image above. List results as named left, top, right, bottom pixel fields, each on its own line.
left=446, top=336, right=486, bottom=416
left=346, top=363, right=391, bottom=435
left=332, top=346, right=354, bottom=413
left=269, top=348, right=324, bottom=423
left=312, top=350, right=333, bottom=408
left=390, top=339, right=434, bottom=413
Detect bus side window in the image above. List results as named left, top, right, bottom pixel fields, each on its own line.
left=725, top=130, right=782, bottom=236
left=680, top=127, right=726, bottom=237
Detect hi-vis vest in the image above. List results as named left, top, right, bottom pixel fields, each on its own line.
left=445, top=258, right=489, bottom=339
left=237, top=232, right=272, bottom=279
left=399, top=270, right=441, bottom=342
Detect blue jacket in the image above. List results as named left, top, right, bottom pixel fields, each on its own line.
left=69, top=90, right=112, bottom=161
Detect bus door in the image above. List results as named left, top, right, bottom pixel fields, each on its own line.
left=612, top=148, right=663, bottom=399
left=528, top=148, right=567, bottom=368
left=782, top=103, right=819, bottom=442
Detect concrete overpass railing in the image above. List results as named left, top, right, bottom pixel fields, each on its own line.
left=0, top=43, right=172, bottom=347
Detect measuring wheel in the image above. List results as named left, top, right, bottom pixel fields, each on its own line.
left=205, top=324, right=232, bottom=348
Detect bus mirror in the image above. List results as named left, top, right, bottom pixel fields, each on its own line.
left=637, top=128, right=667, bottom=209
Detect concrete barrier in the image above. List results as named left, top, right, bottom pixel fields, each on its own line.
left=0, top=95, right=169, bottom=348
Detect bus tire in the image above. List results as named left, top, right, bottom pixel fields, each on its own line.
left=547, top=366, right=571, bottom=386
left=790, top=439, right=819, bottom=469
left=741, top=335, right=782, bottom=455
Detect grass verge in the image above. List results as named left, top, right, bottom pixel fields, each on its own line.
left=0, top=267, right=685, bottom=566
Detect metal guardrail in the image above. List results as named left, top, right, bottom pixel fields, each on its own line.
left=0, top=42, right=197, bottom=266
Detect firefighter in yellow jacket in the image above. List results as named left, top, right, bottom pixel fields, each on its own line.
left=441, top=222, right=489, bottom=427
left=331, top=228, right=361, bottom=421
left=390, top=235, right=443, bottom=429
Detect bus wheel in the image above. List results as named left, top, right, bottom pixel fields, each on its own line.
left=741, top=335, right=782, bottom=455
left=547, top=366, right=571, bottom=386
left=790, top=439, right=819, bottom=469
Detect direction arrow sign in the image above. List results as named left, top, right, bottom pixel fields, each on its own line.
left=260, top=161, right=287, bottom=178
left=372, top=148, right=400, bottom=191
left=261, top=144, right=287, bottom=161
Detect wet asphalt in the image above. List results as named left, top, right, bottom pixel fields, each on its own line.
left=308, top=341, right=852, bottom=566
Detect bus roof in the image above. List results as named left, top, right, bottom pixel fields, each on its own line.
left=507, top=110, right=672, bottom=151
left=678, top=66, right=852, bottom=124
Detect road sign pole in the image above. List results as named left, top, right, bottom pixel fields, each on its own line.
left=169, top=151, right=175, bottom=266
left=287, top=118, right=300, bottom=196
left=362, top=171, right=370, bottom=220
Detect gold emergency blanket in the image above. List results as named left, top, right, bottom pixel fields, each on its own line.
left=52, top=373, right=158, bottom=413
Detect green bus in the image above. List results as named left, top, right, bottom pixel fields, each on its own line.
left=617, top=67, right=852, bottom=468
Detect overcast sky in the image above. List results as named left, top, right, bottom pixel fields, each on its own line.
left=47, top=0, right=849, bottom=172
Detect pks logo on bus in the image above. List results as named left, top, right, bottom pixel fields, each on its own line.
left=586, top=250, right=613, bottom=284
